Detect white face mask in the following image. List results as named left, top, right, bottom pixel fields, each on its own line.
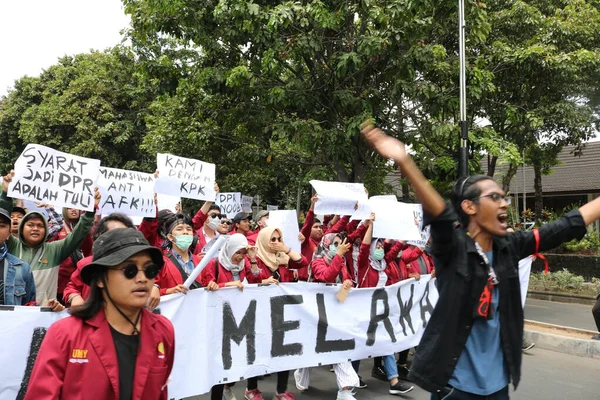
left=207, top=216, right=221, bottom=230
left=261, top=219, right=269, bottom=228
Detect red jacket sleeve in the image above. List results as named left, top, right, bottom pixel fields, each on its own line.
left=347, top=223, right=367, bottom=244
left=24, top=322, right=68, bottom=399
left=357, top=243, right=371, bottom=287
left=245, top=258, right=268, bottom=284
left=199, top=259, right=220, bottom=287
left=287, top=253, right=308, bottom=270
left=312, top=255, right=346, bottom=283
left=401, top=246, right=422, bottom=265
left=192, top=209, right=209, bottom=232
left=346, top=219, right=360, bottom=235
left=138, top=212, right=159, bottom=243
left=325, top=215, right=349, bottom=234
left=300, top=210, right=315, bottom=239
left=385, top=241, right=408, bottom=263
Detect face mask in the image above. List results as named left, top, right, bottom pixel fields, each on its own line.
left=373, top=248, right=385, bottom=261
left=207, top=216, right=221, bottom=230
left=261, top=219, right=269, bottom=228
left=174, top=234, right=194, bottom=251
left=329, top=245, right=338, bottom=257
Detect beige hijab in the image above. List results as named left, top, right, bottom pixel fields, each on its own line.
left=256, top=226, right=290, bottom=271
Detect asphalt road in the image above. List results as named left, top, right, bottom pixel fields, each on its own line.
left=187, top=347, right=600, bottom=400
left=524, top=297, right=598, bottom=332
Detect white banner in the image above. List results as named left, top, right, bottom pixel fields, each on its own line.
left=1, top=266, right=533, bottom=400
left=351, top=195, right=398, bottom=220
left=156, top=193, right=181, bottom=213
left=216, top=192, right=243, bottom=216
left=309, top=180, right=368, bottom=216
left=372, top=201, right=421, bottom=241
left=406, top=204, right=431, bottom=248
left=8, top=144, right=101, bottom=211
left=242, top=196, right=253, bottom=213
left=267, top=210, right=302, bottom=253
left=97, top=167, right=156, bottom=218
left=155, top=153, right=216, bottom=201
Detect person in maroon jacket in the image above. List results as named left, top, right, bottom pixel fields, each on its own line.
left=201, top=233, right=250, bottom=400
left=64, top=213, right=161, bottom=310
left=154, top=213, right=203, bottom=296
left=298, top=195, right=324, bottom=281
left=25, top=228, right=174, bottom=400
left=356, top=213, right=413, bottom=395
left=245, top=226, right=308, bottom=400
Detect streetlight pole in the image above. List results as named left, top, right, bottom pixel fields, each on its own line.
left=458, top=0, right=469, bottom=178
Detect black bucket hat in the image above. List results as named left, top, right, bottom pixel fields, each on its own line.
left=81, top=228, right=164, bottom=285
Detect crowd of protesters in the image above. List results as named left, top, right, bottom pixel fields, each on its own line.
left=3, top=120, right=600, bottom=400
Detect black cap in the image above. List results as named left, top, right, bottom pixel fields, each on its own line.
left=12, top=206, right=27, bottom=217
left=81, top=228, right=164, bottom=285
left=0, top=208, right=10, bottom=224
left=233, top=212, right=249, bottom=223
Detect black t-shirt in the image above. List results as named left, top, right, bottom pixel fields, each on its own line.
left=110, top=325, right=140, bottom=400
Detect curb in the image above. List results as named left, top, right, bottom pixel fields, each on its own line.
left=527, top=291, right=596, bottom=306
left=524, top=320, right=600, bottom=360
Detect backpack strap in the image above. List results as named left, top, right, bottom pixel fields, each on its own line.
left=167, top=252, right=201, bottom=290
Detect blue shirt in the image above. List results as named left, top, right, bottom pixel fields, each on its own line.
left=448, top=251, right=509, bottom=395
left=171, top=250, right=195, bottom=275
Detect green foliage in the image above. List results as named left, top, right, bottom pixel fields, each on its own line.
left=562, top=230, right=600, bottom=255
left=530, top=269, right=585, bottom=293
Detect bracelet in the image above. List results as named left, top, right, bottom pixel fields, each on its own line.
left=153, top=283, right=161, bottom=289
left=285, top=248, right=291, bottom=255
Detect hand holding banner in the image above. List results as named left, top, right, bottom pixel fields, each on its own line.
left=8, top=144, right=100, bottom=211
left=155, top=153, right=216, bottom=201
left=309, top=180, right=368, bottom=216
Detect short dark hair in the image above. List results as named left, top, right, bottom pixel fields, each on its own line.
left=451, top=175, right=495, bottom=227
left=93, top=213, right=135, bottom=241
left=208, top=204, right=221, bottom=213
left=163, top=213, right=193, bottom=236
left=313, top=218, right=321, bottom=225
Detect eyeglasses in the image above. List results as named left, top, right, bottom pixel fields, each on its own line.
left=270, top=236, right=283, bottom=242
left=221, top=220, right=232, bottom=225
left=108, top=263, right=161, bottom=280
left=474, top=193, right=511, bottom=205
left=210, top=214, right=225, bottom=219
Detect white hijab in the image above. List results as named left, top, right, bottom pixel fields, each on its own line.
left=218, top=234, right=248, bottom=273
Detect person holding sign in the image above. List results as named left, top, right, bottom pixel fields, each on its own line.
left=298, top=195, right=324, bottom=281
left=245, top=226, right=308, bottom=400
left=295, top=232, right=359, bottom=400
left=154, top=213, right=202, bottom=295
left=356, top=213, right=414, bottom=395
left=361, top=121, right=600, bottom=399
left=1, top=171, right=100, bottom=304
left=24, top=228, right=174, bottom=400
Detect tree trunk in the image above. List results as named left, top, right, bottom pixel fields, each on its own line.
left=487, top=155, right=498, bottom=177
left=501, top=162, right=518, bottom=193
left=533, top=161, right=543, bottom=223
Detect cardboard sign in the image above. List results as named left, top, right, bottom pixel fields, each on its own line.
left=216, top=192, right=243, bottom=216
left=155, top=153, right=216, bottom=201
left=97, top=167, right=156, bottom=217
left=8, top=144, right=100, bottom=211
left=267, top=210, right=302, bottom=253
left=309, top=180, right=368, bottom=215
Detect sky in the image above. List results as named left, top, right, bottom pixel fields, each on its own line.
left=0, top=0, right=130, bottom=96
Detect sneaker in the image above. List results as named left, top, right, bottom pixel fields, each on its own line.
left=245, top=389, right=264, bottom=400
left=397, top=365, right=411, bottom=381
left=223, top=386, right=238, bottom=400
left=294, top=370, right=308, bottom=391
left=371, top=366, right=386, bottom=382
left=592, top=334, right=600, bottom=340
left=355, top=376, right=367, bottom=389
left=389, top=381, right=414, bottom=395
left=522, top=339, right=535, bottom=352
left=273, top=391, right=296, bottom=400
left=336, top=389, right=357, bottom=400
left=330, top=365, right=335, bottom=372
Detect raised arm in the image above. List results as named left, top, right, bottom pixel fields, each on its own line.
left=300, top=195, right=318, bottom=239
left=361, top=121, right=446, bottom=218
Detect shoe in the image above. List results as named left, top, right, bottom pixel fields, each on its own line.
left=223, top=386, right=238, bottom=400
left=355, top=376, right=367, bottom=389
left=245, top=389, right=264, bottom=400
left=522, top=339, right=535, bottom=352
left=294, top=370, right=308, bottom=391
left=273, top=391, right=296, bottom=400
left=396, top=365, right=411, bottom=381
left=371, top=366, right=386, bottom=382
left=336, top=389, right=357, bottom=400
left=591, top=334, right=600, bottom=340
left=389, top=381, right=414, bottom=395
left=330, top=365, right=335, bottom=372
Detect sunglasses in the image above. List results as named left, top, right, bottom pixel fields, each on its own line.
left=270, top=236, right=283, bottom=242
left=210, top=213, right=225, bottom=219
left=474, top=193, right=512, bottom=205
left=108, top=263, right=161, bottom=280
left=221, top=220, right=232, bottom=225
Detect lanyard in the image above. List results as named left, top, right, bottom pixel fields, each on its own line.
left=472, top=240, right=499, bottom=285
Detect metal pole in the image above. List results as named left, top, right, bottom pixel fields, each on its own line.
left=458, top=0, right=468, bottom=178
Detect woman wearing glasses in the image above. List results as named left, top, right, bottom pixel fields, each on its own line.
left=245, top=226, right=308, bottom=400
left=25, top=228, right=174, bottom=399
left=360, top=121, right=600, bottom=400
